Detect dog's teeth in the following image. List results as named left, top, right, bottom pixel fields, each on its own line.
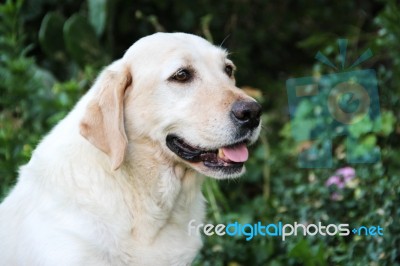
left=218, top=148, right=230, bottom=162
left=218, top=148, right=225, bottom=159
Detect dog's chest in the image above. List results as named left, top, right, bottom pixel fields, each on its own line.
left=104, top=168, right=205, bottom=264
left=131, top=168, right=204, bottom=241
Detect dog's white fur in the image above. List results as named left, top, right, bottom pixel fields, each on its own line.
left=0, top=33, right=260, bottom=265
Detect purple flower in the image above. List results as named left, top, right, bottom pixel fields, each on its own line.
left=326, top=167, right=356, bottom=201
left=335, top=166, right=355, bottom=182
left=325, top=166, right=356, bottom=189
left=330, top=192, right=343, bottom=201
left=325, top=175, right=345, bottom=188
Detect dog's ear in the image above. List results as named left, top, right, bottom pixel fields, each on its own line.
left=79, top=61, right=132, bottom=170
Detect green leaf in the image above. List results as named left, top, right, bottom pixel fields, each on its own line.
left=348, top=116, right=373, bottom=138
left=32, top=66, right=57, bottom=89
left=362, top=134, right=377, bottom=148
left=63, top=14, right=102, bottom=67
left=289, top=239, right=327, bottom=266
left=88, top=0, right=107, bottom=37
left=288, top=239, right=313, bottom=265
left=38, top=12, right=66, bottom=60
left=378, top=111, right=396, bottom=136
left=291, top=119, right=315, bottom=141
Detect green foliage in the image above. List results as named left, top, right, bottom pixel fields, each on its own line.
left=1, top=0, right=400, bottom=265
left=39, top=12, right=66, bottom=60
left=87, top=0, right=107, bottom=37
left=0, top=0, right=93, bottom=198
left=64, top=14, right=104, bottom=67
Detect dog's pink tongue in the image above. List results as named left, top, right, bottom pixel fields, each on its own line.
left=222, top=144, right=249, bottom=163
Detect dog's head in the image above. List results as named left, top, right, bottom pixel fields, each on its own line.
left=80, top=33, right=261, bottom=179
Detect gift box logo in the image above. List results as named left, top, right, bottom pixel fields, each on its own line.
left=286, top=39, right=381, bottom=168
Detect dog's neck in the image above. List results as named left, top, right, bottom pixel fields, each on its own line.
left=116, top=139, right=205, bottom=244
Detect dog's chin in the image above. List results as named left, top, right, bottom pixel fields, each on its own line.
left=165, top=134, right=251, bottom=179
left=189, top=162, right=246, bottom=179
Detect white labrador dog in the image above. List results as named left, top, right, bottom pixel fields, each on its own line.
left=0, top=32, right=261, bottom=265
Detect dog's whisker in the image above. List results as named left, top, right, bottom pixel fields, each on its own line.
left=219, top=34, right=231, bottom=48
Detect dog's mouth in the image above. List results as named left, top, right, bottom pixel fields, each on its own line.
left=166, top=134, right=249, bottom=172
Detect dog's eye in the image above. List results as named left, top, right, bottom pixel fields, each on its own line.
left=171, top=69, right=192, bottom=82
left=225, top=65, right=234, bottom=77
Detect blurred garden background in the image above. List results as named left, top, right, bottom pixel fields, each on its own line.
left=1, top=0, right=399, bottom=265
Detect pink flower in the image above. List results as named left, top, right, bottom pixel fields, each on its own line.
left=330, top=192, right=343, bottom=201
left=325, top=166, right=356, bottom=189
left=326, top=167, right=356, bottom=201
left=335, top=166, right=355, bottom=182
left=325, top=175, right=345, bottom=188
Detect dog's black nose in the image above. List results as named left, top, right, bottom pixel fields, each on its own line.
left=231, top=101, right=262, bottom=129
